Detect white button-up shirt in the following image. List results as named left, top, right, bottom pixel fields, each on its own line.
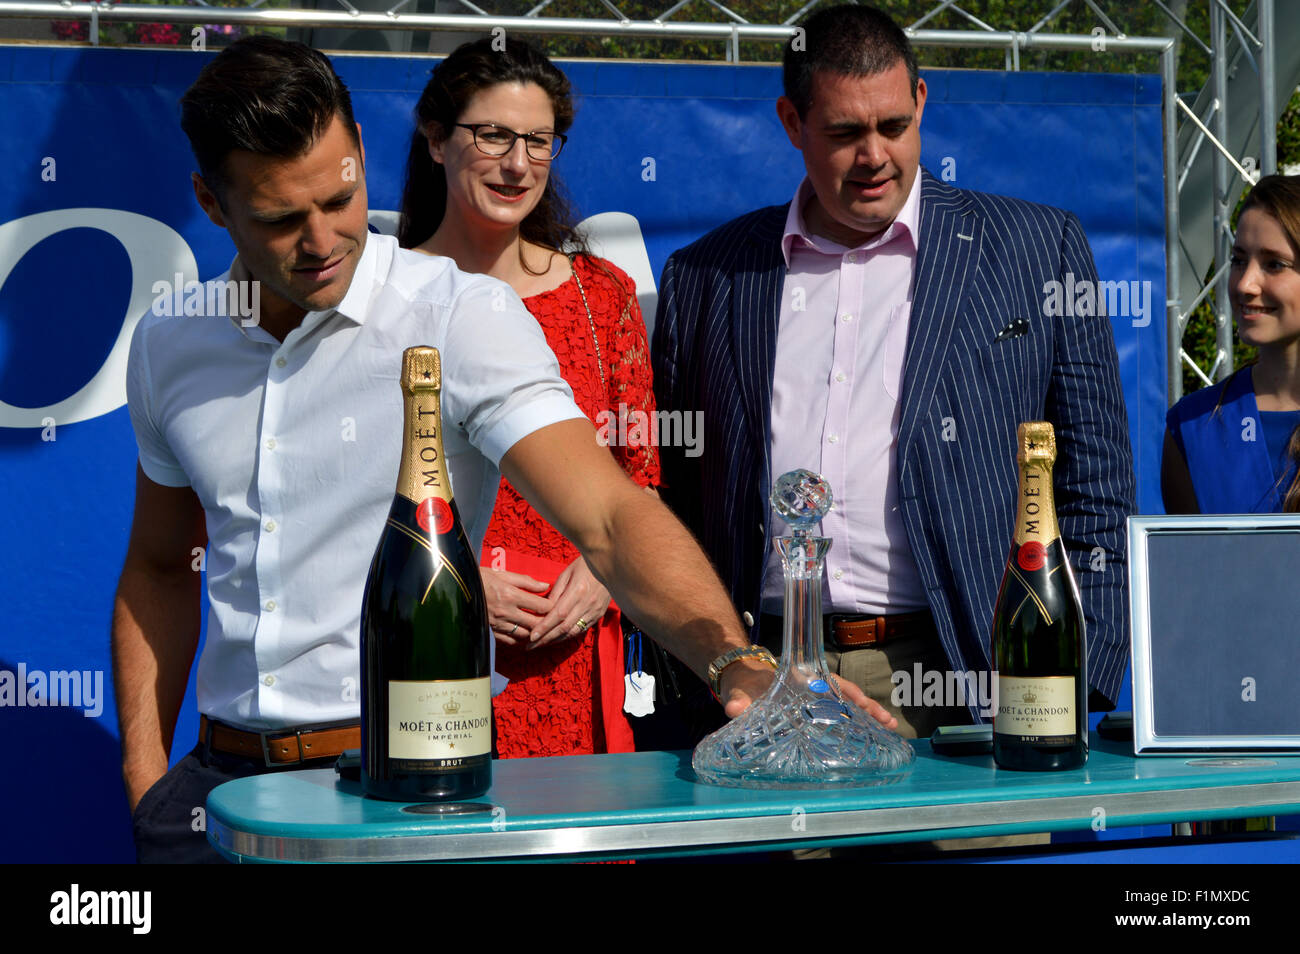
left=761, top=175, right=927, bottom=615
left=127, top=234, right=583, bottom=730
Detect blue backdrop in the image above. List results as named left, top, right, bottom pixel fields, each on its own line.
left=0, top=47, right=1165, bottom=861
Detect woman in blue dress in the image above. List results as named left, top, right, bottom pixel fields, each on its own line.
left=1163, top=175, right=1300, bottom=513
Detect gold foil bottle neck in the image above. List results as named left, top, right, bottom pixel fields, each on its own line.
left=402, top=346, right=441, bottom=394
left=395, top=346, right=452, bottom=507
left=1013, top=421, right=1060, bottom=545
left=1017, top=421, right=1057, bottom=466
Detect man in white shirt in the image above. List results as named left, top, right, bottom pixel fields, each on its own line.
left=116, top=36, right=895, bottom=863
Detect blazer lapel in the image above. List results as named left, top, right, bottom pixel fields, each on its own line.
left=898, top=172, right=980, bottom=462
left=730, top=207, right=786, bottom=478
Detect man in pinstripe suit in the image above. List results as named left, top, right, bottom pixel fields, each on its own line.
left=651, top=4, right=1136, bottom=739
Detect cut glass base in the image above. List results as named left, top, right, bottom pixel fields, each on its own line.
left=692, top=670, right=915, bottom=789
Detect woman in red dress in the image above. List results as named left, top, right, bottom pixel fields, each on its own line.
left=397, top=38, right=659, bottom=758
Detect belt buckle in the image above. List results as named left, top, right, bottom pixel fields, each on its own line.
left=825, top=613, right=861, bottom=651
left=826, top=616, right=878, bottom=655
left=260, top=728, right=305, bottom=769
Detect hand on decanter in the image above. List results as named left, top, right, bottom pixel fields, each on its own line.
left=829, top=676, right=900, bottom=730
left=718, top=665, right=897, bottom=728
left=717, top=656, right=779, bottom=718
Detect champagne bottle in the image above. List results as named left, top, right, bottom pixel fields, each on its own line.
left=991, top=421, right=1088, bottom=771
left=361, top=346, right=492, bottom=801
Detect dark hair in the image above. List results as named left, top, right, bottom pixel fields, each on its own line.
left=783, top=3, right=919, bottom=118
left=397, top=36, right=584, bottom=267
left=1239, top=174, right=1300, bottom=257
left=180, top=36, right=360, bottom=203
left=1216, top=175, right=1300, bottom=510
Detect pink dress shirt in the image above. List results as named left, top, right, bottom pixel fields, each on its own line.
left=760, top=175, right=929, bottom=615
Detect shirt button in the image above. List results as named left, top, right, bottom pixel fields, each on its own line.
left=743, top=611, right=755, bottom=627
left=265, top=438, right=276, bottom=451
left=263, top=675, right=276, bottom=687
left=264, top=599, right=277, bottom=612
left=840, top=313, right=853, bottom=322
left=275, top=357, right=287, bottom=368
left=833, top=570, right=844, bottom=580
left=828, top=434, right=840, bottom=444
left=264, top=520, right=277, bottom=533
left=835, top=372, right=847, bottom=383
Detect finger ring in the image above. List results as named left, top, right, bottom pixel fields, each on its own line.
left=575, top=617, right=588, bottom=630
left=509, top=623, right=519, bottom=635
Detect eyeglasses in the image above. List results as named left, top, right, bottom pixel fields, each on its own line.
left=454, top=123, right=567, bottom=161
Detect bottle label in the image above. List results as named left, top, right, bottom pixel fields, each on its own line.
left=388, top=678, right=492, bottom=761
left=994, top=675, right=1076, bottom=744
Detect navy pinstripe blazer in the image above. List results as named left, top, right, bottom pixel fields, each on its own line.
left=651, top=169, right=1136, bottom=713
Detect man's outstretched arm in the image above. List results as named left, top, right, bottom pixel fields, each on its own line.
left=501, top=417, right=896, bottom=724
left=112, top=465, right=206, bottom=810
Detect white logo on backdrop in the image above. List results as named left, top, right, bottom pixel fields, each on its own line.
left=0, top=209, right=197, bottom=427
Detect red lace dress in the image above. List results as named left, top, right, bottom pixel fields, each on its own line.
left=482, top=256, right=661, bottom=758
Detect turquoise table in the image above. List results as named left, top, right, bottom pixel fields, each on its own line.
left=206, top=735, right=1300, bottom=862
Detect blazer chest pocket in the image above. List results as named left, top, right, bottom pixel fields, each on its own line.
left=988, top=319, right=1032, bottom=366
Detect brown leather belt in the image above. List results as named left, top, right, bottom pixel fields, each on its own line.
left=200, top=715, right=360, bottom=767
left=829, top=611, right=934, bottom=648
left=761, top=611, right=934, bottom=650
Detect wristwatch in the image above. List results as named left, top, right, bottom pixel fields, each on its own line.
left=707, top=645, right=778, bottom=701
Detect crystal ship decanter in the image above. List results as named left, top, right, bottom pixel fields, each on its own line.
left=692, top=470, right=915, bottom=788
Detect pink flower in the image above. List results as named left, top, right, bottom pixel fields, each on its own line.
left=51, top=20, right=89, bottom=41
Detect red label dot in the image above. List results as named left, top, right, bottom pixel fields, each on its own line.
left=416, top=497, right=455, bottom=535
left=1017, top=541, right=1046, bottom=572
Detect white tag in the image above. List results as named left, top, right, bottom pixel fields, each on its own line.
left=624, top=671, right=655, bottom=716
